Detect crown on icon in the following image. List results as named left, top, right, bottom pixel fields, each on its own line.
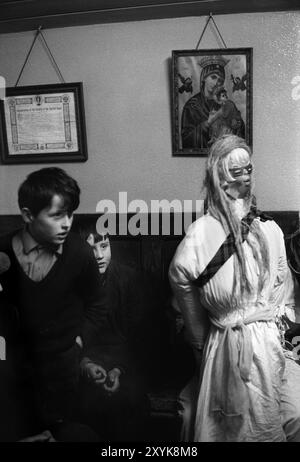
left=198, top=55, right=230, bottom=70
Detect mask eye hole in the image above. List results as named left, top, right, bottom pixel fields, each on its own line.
left=229, top=163, right=253, bottom=178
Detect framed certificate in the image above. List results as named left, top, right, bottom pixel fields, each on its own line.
left=0, top=82, right=88, bottom=164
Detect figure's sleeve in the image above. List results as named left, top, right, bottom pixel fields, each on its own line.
left=168, top=229, right=210, bottom=356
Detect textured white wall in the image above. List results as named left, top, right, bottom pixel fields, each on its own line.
left=0, top=11, right=299, bottom=213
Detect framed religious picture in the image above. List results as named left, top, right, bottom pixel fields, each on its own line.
left=0, top=82, right=88, bottom=164
left=171, top=48, right=252, bottom=157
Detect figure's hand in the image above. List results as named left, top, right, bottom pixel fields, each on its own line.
left=81, top=360, right=107, bottom=384
left=103, top=368, right=122, bottom=394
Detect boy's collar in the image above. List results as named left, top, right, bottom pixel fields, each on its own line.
left=22, top=226, right=63, bottom=255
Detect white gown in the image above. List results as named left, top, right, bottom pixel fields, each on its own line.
left=169, top=205, right=288, bottom=442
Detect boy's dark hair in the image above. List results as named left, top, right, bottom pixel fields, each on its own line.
left=18, top=167, right=80, bottom=216
left=77, top=222, right=109, bottom=243
left=91, top=232, right=109, bottom=243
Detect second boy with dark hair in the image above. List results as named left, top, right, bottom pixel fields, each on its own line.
left=79, top=231, right=152, bottom=441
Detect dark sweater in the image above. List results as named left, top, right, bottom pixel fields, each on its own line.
left=0, top=231, right=104, bottom=356
left=82, top=260, right=157, bottom=376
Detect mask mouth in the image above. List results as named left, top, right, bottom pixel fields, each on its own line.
left=240, top=178, right=251, bottom=186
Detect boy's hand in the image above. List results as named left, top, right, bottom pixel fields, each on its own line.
left=103, top=368, right=122, bottom=394
left=19, top=430, right=56, bottom=442
left=81, top=360, right=107, bottom=384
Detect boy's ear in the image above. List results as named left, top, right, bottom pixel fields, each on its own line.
left=21, top=207, right=34, bottom=224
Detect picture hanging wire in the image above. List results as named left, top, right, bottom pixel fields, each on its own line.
left=195, top=13, right=227, bottom=50
left=15, top=26, right=65, bottom=87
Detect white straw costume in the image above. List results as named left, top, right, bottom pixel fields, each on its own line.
left=169, top=201, right=289, bottom=442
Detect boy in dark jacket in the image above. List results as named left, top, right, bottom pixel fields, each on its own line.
left=80, top=231, right=152, bottom=441
left=0, top=167, right=103, bottom=441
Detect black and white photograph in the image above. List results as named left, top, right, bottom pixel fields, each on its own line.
left=0, top=0, right=299, bottom=449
